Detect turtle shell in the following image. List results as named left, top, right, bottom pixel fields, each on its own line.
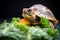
left=22, top=4, right=58, bottom=25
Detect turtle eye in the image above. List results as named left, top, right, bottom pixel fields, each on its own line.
left=33, top=8, right=37, bottom=11
left=27, top=9, right=31, bottom=15
left=27, top=9, right=31, bottom=12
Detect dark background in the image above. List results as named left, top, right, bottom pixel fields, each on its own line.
left=0, top=0, right=60, bottom=21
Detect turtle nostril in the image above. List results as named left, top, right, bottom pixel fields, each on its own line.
left=27, top=9, right=31, bottom=12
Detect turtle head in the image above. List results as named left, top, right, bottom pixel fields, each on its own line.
left=22, top=8, right=31, bottom=16
left=22, top=8, right=40, bottom=24
left=22, top=8, right=37, bottom=20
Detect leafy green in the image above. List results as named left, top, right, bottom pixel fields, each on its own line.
left=43, top=28, right=59, bottom=39
left=12, top=17, right=30, bottom=34
left=27, top=26, right=56, bottom=40
left=0, top=20, right=26, bottom=40
left=0, top=17, right=59, bottom=40
left=27, top=26, right=58, bottom=40
left=40, top=17, right=50, bottom=28
left=12, top=17, right=20, bottom=22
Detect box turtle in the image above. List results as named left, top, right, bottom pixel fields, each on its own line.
left=22, top=4, right=58, bottom=28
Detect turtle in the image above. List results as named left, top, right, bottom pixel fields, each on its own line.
left=22, top=4, right=58, bottom=27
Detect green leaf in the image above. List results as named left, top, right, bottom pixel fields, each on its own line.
left=16, top=24, right=30, bottom=34
left=0, top=19, right=26, bottom=40
left=28, top=27, right=53, bottom=40
left=12, top=18, right=29, bottom=33
left=40, top=17, right=50, bottom=28
left=43, top=28, right=59, bottom=38
left=12, top=17, right=20, bottom=22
